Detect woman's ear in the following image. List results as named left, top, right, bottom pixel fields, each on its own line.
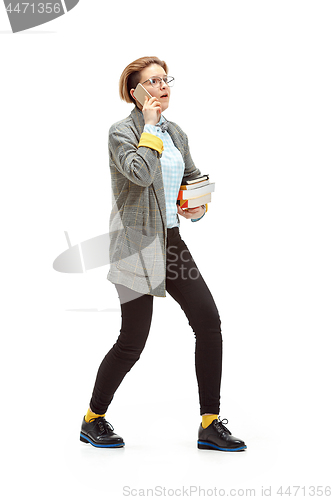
left=130, top=88, right=142, bottom=109
left=130, top=88, right=136, bottom=101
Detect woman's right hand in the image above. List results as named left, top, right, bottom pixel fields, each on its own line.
left=142, top=96, right=162, bottom=126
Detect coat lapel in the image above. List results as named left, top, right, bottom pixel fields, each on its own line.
left=130, top=107, right=167, bottom=234
left=166, top=123, right=184, bottom=157
left=130, top=106, right=145, bottom=136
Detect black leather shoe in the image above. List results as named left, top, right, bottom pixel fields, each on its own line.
left=80, top=416, right=125, bottom=448
left=198, top=417, right=246, bottom=451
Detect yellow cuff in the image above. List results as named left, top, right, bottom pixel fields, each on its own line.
left=205, top=203, right=208, bottom=213
left=138, top=132, right=164, bottom=154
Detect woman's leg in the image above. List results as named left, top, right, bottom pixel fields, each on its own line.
left=89, top=284, right=154, bottom=414
left=166, top=228, right=222, bottom=415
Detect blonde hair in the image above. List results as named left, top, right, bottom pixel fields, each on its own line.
left=119, top=56, right=168, bottom=104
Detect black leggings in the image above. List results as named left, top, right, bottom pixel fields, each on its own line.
left=89, top=227, right=222, bottom=415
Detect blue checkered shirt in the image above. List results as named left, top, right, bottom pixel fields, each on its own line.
left=144, top=116, right=205, bottom=227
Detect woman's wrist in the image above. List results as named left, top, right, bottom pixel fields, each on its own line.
left=145, top=119, right=157, bottom=126
left=191, top=205, right=206, bottom=222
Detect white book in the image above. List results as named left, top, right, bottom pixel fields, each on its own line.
left=179, top=183, right=215, bottom=200
left=178, top=193, right=212, bottom=209
left=180, top=179, right=211, bottom=190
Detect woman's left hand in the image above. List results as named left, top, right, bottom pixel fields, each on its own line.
left=177, top=204, right=205, bottom=220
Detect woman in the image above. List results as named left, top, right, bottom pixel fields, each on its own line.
left=79, top=56, right=246, bottom=452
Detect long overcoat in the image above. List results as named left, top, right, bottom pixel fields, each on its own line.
left=106, top=106, right=202, bottom=297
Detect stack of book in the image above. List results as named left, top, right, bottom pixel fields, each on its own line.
left=177, top=175, right=215, bottom=209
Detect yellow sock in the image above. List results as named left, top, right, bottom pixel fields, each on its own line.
left=84, top=408, right=105, bottom=423
left=202, top=414, right=218, bottom=429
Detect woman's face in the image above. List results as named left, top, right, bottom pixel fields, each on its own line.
left=131, top=64, right=171, bottom=112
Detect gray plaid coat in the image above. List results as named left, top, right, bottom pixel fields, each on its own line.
left=106, top=106, right=202, bottom=297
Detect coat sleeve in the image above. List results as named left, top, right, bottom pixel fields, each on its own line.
left=109, top=123, right=163, bottom=187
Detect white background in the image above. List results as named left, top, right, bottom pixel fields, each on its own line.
left=1, top=1, right=332, bottom=499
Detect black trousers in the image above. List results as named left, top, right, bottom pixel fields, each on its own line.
left=89, top=227, right=222, bottom=415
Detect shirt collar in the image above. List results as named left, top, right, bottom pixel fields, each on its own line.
left=157, top=115, right=166, bottom=125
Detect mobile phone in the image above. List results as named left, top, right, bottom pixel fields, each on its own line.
left=133, top=83, right=153, bottom=107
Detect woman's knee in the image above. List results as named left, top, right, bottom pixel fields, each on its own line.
left=113, top=341, right=145, bottom=364
left=191, top=298, right=221, bottom=327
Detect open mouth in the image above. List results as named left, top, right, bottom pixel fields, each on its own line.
left=160, top=94, right=168, bottom=98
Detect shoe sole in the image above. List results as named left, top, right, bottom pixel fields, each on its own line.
left=197, top=440, right=247, bottom=452
left=80, top=433, right=125, bottom=448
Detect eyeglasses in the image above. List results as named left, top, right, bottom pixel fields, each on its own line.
left=141, top=76, right=175, bottom=88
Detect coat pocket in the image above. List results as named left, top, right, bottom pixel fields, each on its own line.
left=116, top=226, right=164, bottom=283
